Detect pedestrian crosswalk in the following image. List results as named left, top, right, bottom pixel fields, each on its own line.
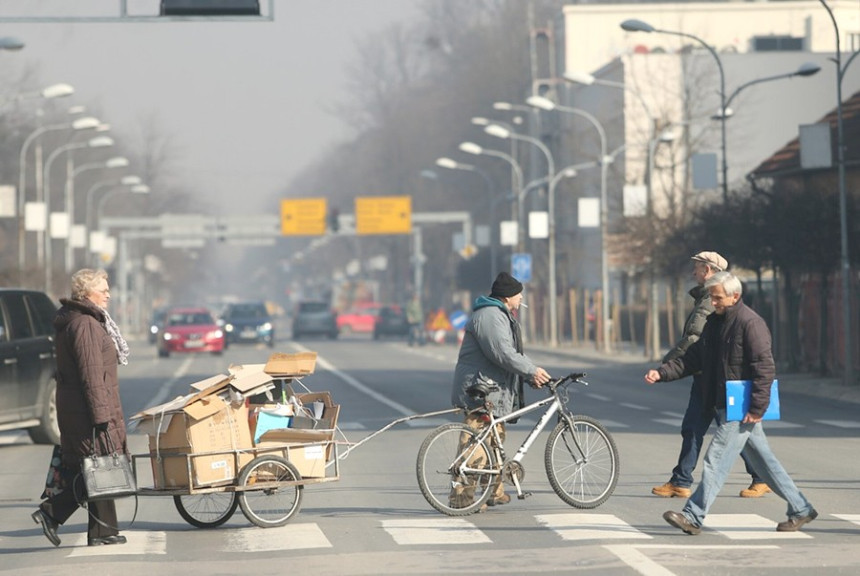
left=39, top=512, right=858, bottom=556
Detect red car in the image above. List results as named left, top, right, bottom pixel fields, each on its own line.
left=157, top=307, right=225, bottom=357
left=336, top=302, right=383, bottom=334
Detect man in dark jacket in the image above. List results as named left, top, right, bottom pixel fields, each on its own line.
left=32, top=269, right=130, bottom=547
left=645, top=272, right=816, bottom=534
left=652, top=251, right=768, bottom=499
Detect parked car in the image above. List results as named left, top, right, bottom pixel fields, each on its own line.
left=373, top=305, right=410, bottom=340
left=336, top=302, right=383, bottom=334
left=148, top=306, right=169, bottom=344
left=157, top=307, right=225, bottom=357
left=220, top=301, right=274, bottom=347
left=0, top=289, right=60, bottom=444
left=292, top=301, right=338, bottom=340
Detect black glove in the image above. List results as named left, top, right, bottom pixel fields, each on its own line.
left=94, top=422, right=109, bottom=433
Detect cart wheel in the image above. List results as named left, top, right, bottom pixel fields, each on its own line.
left=173, top=493, right=238, bottom=528
left=237, top=455, right=303, bottom=528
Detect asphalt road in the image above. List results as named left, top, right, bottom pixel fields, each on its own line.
left=1, top=335, right=858, bottom=575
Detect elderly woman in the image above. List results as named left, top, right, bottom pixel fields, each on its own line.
left=32, top=269, right=130, bottom=547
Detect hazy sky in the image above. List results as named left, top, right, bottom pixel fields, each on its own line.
left=0, top=1, right=423, bottom=213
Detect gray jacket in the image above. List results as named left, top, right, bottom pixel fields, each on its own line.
left=451, top=296, right=539, bottom=416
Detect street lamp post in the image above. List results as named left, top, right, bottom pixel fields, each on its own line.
left=483, top=123, right=558, bottom=345
left=16, top=112, right=93, bottom=283
left=42, top=136, right=114, bottom=294
left=621, top=18, right=729, bottom=203
left=819, top=0, right=855, bottom=387
left=0, top=37, right=25, bottom=51
left=65, top=156, right=129, bottom=272
left=459, top=141, right=524, bottom=232
left=435, top=157, right=499, bottom=281
left=526, top=95, right=612, bottom=352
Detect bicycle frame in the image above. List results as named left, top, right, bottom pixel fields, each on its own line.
left=455, top=379, right=582, bottom=496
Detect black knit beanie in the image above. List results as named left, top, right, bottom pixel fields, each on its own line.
left=490, top=272, right=523, bottom=298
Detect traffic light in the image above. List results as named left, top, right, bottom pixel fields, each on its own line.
left=328, top=208, right=340, bottom=233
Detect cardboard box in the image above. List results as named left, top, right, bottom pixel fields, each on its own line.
left=146, top=400, right=254, bottom=488
left=256, top=428, right=334, bottom=478
left=264, top=352, right=317, bottom=376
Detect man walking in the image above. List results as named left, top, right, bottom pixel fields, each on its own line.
left=645, top=272, right=816, bottom=534
left=652, top=251, right=770, bottom=499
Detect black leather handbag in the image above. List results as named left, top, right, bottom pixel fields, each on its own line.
left=80, top=428, right=137, bottom=501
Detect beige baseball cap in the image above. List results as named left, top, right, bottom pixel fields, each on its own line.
left=691, top=251, right=728, bottom=271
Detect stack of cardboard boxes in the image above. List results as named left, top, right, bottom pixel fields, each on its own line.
left=130, top=352, right=339, bottom=488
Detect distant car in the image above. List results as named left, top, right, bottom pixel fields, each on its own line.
left=337, top=302, right=383, bottom=334
left=220, top=301, right=274, bottom=347
left=148, top=306, right=169, bottom=344
left=158, top=307, right=224, bottom=357
left=292, top=301, right=338, bottom=340
left=373, top=305, right=409, bottom=340
left=0, top=288, right=60, bottom=444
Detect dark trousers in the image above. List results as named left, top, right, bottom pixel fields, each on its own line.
left=40, top=477, right=119, bottom=540
left=670, top=378, right=764, bottom=488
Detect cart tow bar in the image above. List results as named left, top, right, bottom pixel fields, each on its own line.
left=332, top=407, right=462, bottom=461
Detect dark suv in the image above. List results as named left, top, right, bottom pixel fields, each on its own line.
left=0, top=289, right=60, bottom=444
left=220, top=301, right=275, bottom=347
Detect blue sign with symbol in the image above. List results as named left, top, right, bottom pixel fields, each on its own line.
left=511, top=253, right=532, bottom=283
left=449, top=310, right=468, bottom=330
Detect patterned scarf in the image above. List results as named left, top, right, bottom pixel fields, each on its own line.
left=101, top=308, right=129, bottom=366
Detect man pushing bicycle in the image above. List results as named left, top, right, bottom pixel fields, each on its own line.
left=450, top=272, right=551, bottom=510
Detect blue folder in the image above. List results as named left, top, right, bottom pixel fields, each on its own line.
left=725, top=380, right=780, bottom=421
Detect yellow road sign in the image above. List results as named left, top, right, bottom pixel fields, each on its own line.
left=355, top=195, right=411, bottom=235
left=281, top=198, right=327, bottom=236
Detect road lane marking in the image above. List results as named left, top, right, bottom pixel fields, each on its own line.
left=148, top=356, right=194, bottom=407
left=815, top=419, right=860, bottom=428
left=382, top=518, right=491, bottom=545
left=224, top=523, right=331, bottom=551
left=605, top=544, right=780, bottom=576
left=536, top=513, right=651, bottom=541
left=620, top=403, right=650, bottom=411
left=654, top=418, right=683, bottom=427
left=67, top=531, right=166, bottom=556
left=704, top=514, right=812, bottom=539
left=833, top=514, right=860, bottom=525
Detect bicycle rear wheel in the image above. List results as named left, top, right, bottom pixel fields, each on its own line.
left=416, top=423, right=496, bottom=516
left=545, top=414, right=619, bottom=508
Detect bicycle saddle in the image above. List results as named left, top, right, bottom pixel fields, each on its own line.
left=466, top=376, right=499, bottom=400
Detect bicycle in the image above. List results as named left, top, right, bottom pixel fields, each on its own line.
left=416, top=372, right=619, bottom=516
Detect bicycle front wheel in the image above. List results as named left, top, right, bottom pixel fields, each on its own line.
left=416, top=423, right=496, bottom=516
left=545, top=415, right=619, bottom=508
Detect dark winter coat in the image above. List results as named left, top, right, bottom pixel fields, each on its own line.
left=54, top=298, right=128, bottom=470
left=657, top=300, right=776, bottom=418
left=451, top=296, right=538, bottom=416
left=662, top=284, right=712, bottom=363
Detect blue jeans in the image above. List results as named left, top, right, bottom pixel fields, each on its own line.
left=682, top=409, right=814, bottom=528
left=670, top=378, right=764, bottom=488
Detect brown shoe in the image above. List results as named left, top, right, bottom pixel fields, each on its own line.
left=652, top=482, right=692, bottom=498
left=487, top=493, right=511, bottom=507
left=740, top=482, right=772, bottom=498
left=776, top=509, right=818, bottom=532
left=663, top=510, right=701, bottom=535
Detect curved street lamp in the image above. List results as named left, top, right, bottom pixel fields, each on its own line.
left=43, top=136, right=114, bottom=293
left=717, top=62, right=821, bottom=119
left=17, top=112, right=96, bottom=281
left=0, top=37, right=25, bottom=51
left=527, top=95, right=611, bottom=351
left=436, top=157, right=499, bottom=280
left=65, top=156, right=129, bottom=271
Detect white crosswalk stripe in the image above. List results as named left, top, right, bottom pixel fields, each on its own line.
left=536, top=513, right=652, bottom=541
left=814, top=419, right=860, bottom=428
left=67, top=530, right=167, bottom=556
left=224, top=523, right=331, bottom=551
left=832, top=514, right=860, bottom=525
left=382, top=518, right=491, bottom=545
left=703, top=514, right=812, bottom=539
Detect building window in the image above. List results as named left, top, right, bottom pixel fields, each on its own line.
left=752, top=36, right=804, bottom=52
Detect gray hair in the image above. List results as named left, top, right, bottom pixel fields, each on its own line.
left=704, top=271, right=743, bottom=297
left=70, top=268, right=108, bottom=301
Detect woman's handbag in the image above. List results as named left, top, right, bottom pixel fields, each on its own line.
left=79, top=427, right=137, bottom=501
